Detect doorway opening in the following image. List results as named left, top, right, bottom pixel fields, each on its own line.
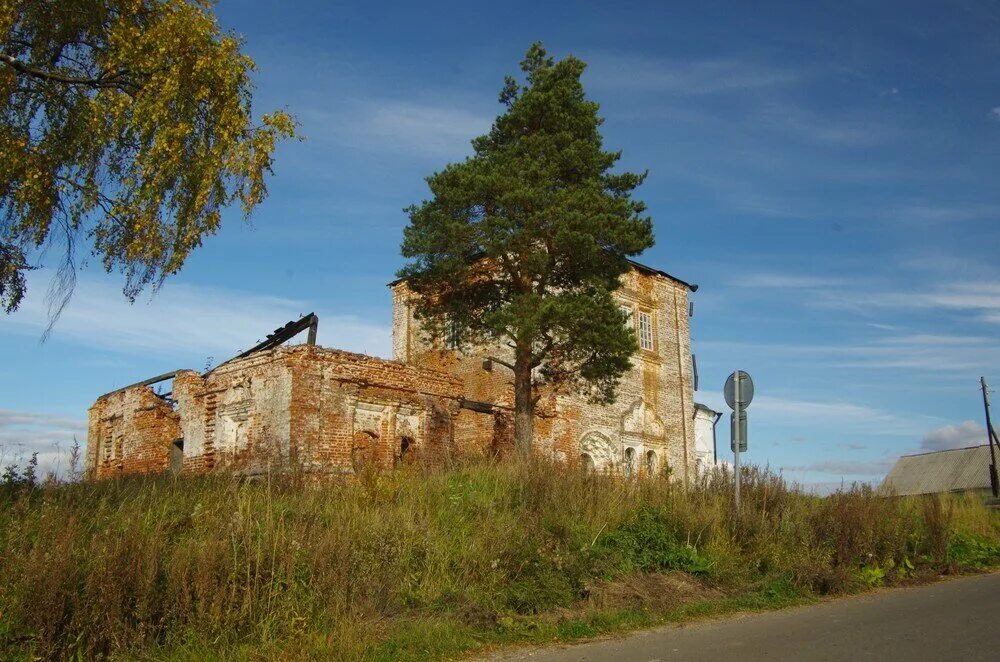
left=170, top=438, right=184, bottom=475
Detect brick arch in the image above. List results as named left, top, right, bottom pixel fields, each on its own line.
left=351, top=430, right=379, bottom=473
left=580, top=431, right=616, bottom=471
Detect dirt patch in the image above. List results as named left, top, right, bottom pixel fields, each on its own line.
left=584, top=571, right=721, bottom=612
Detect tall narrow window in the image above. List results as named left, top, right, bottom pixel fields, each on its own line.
left=444, top=315, right=461, bottom=349
left=624, top=447, right=637, bottom=478
left=620, top=304, right=634, bottom=331
left=638, top=311, right=654, bottom=351
left=645, top=450, right=657, bottom=477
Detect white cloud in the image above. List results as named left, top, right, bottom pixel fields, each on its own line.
left=990, top=107, right=1000, bottom=121
left=819, top=282, right=1000, bottom=329
left=2, top=271, right=392, bottom=359
left=751, top=395, right=929, bottom=436
left=920, top=420, right=988, bottom=452
left=724, top=271, right=1000, bottom=366
left=362, top=101, right=489, bottom=156
left=300, top=99, right=491, bottom=159
left=0, top=409, right=87, bottom=477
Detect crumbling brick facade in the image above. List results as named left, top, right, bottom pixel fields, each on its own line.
left=86, top=346, right=465, bottom=479
left=87, top=384, right=182, bottom=479
left=391, top=264, right=698, bottom=485
left=86, top=263, right=698, bottom=482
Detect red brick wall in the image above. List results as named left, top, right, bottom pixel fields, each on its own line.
left=87, top=345, right=469, bottom=479
left=86, top=386, right=181, bottom=479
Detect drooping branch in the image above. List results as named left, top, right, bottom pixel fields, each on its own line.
left=0, top=53, right=133, bottom=90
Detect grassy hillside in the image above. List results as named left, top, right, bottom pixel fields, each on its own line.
left=1, top=461, right=998, bottom=660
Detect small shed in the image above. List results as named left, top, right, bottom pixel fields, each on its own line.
left=882, top=444, right=995, bottom=496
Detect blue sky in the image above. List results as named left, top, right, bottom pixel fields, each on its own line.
left=2, top=0, right=999, bottom=489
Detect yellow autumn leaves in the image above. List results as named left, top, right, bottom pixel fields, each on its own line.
left=1, top=0, right=296, bottom=311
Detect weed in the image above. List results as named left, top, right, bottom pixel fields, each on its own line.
left=0, top=460, right=996, bottom=660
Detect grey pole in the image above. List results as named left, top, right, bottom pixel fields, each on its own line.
left=982, top=377, right=999, bottom=498
left=734, top=372, right=741, bottom=514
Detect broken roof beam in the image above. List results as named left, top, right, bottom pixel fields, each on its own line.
left=97, top=370, right=178, bottom=400
left=233, top=312, right=319, bottom=361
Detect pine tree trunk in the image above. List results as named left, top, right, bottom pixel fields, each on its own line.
left=513, top=345, right=534, bottom=458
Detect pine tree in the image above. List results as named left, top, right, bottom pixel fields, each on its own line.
left=400, top=43, right=655, bottom=456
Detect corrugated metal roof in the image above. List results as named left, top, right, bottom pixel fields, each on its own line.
left=882, top=445, right=995, bottom=496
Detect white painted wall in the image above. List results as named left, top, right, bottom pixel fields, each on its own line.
left=693, top=404, right=720, bottom=475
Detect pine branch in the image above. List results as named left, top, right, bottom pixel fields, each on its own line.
left=486, top=355, right=515, bottom=371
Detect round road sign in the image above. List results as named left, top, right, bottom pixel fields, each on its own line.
left=724, top=370, right=754, bottom=409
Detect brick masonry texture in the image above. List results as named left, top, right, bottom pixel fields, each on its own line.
left=392, top=266, right=698, bottom=485
left=86, top=266, right=699, bottom=482
left=86, top=346, right=465, bottom=479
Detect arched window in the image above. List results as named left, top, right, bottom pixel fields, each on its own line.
left=624, top=447, right=637, bottom=478
left=580, top=432, right=615, bottom=471
left=645, top=450, right=657, bottom=477
left=352, top=431, right=379, bottom=473
left=580, top=453, right=595, bottom=474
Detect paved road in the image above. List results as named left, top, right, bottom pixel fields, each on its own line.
left=492, top=573, right=1000, bottom=661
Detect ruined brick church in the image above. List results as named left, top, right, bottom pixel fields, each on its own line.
left=86, top=261, right=711, bottom=485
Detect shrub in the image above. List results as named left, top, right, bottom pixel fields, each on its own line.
left=593, top=505, right=711, bottom=576
left=949, top=533, right=1000, bottom=569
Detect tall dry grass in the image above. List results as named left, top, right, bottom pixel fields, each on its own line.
left=1, top=460, right=997, bottom=660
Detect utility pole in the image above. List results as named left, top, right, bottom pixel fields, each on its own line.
left=981, top=377, right=999, bottom=498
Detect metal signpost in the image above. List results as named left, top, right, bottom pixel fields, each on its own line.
left=724, top=370, right=753, bottom=513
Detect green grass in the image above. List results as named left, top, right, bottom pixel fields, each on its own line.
left=1, top=460, right=998, bottom=660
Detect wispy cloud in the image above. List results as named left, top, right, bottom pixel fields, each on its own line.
left=831, top=282, right=1000, bottom=326
left=733, top=273, right=852, bottom=289
left=753, top=101, right=900, bottom=147
left=300, top=99, right=491, bottom=159
left=700, top=334, right=1000, bottom=374
left=783, top=457, right=896, bottom=476
left=751, top=395, right=931, bottom=436
left=730, top=268, right=1000, bottom=331
left=920, top=420, right=987, bottom=452
left=585, top=55, right=803, bottom=96
left=889, top=202, right=1000, bottom=224
left=990, top=107, right=1000, bottom=121
left=2, top=271, right=392, bottom=359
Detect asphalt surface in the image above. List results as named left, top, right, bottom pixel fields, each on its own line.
left=490, top=573, right=1000, bottom=661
